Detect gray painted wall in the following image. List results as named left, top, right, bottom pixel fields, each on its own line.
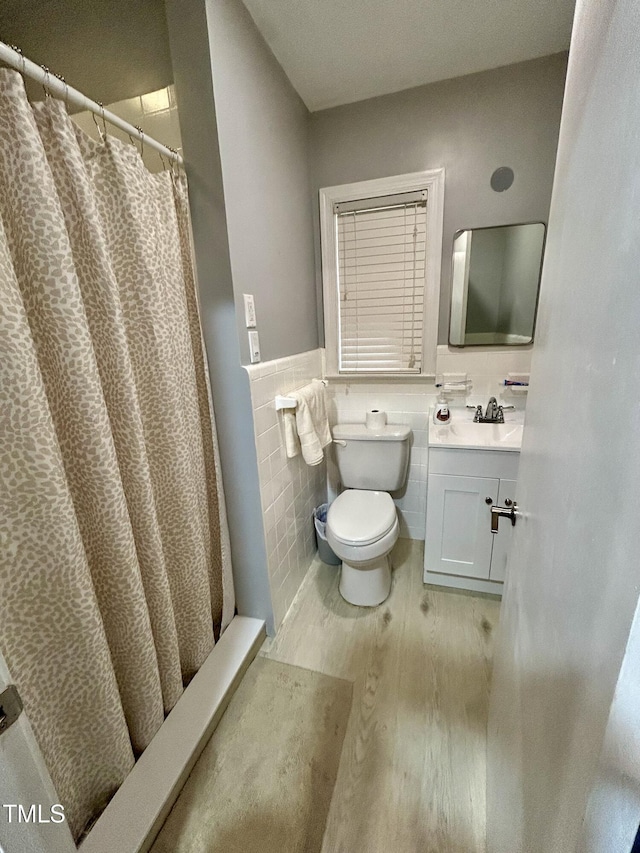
left=165, top=0, right=274, bottom=634
left=206, top=0, right=318, bottom=364
left=309, top=53, right=567, bottom=344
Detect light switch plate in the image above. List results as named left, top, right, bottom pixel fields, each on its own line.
left=243, top=293, right=257, bottom=328
left=248, top=330, right=261, bottom=363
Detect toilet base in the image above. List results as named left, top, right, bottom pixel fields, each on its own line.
left=339, top=556, right=392, bottom=607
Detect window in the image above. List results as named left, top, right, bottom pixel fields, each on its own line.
left=336, top=193, right=426, bottom=372
left=320, top=170, right=444, bottom=377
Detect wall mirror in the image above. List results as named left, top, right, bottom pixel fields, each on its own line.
left=449, top=222, right=545, bottom=346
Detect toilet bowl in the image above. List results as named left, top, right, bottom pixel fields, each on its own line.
left=326, top=489, right=399, bottom=606
left=327, top=421, right=411, bottom=607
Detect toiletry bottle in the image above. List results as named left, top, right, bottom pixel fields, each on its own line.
left=433, top=392, right=451, bottom=424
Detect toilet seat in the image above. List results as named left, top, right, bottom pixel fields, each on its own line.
left=327, top=490, right=396, bottom=546
left=326, top=489, right=399, bottom=606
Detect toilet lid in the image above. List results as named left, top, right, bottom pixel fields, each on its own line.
left=327, top=490, right=396, bottom=546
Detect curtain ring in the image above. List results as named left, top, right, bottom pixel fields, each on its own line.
left=10, top=45, right=26, bottom=77
left=134, top=126, right=144, bottom=159
left=40, top=65, right=52, bottom=98
left=158, top=151, right=167, bottom=171
left=99, top=102, right=108, bottom=139
left=54, top=73, right=69, bottom=110
left=168, top=147, right=180, bottom=177
left=92, top=110, right=106, bottom=143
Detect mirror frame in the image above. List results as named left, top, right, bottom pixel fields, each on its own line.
left=449, top=220, right=547, bottom=348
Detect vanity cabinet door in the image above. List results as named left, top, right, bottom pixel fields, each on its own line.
left=425, top=474, right=498, bottom=579
left=489, top=479, right=517, bottom=582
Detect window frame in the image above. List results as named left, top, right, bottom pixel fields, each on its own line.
left=319, top=169, right=445, bottom=379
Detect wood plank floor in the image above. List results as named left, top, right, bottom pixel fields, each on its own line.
left=261, top=539, right=500, bottom=853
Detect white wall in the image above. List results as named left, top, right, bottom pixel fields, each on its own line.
left=206, top=0, right=318, bottom=365
left=245, top=350, right=326, bottom=630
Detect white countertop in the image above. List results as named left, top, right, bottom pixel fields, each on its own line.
left=429, top=408, right=524, bottom=452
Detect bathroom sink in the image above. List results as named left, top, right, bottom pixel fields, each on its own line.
left=429, top=415, right=524, bottom=451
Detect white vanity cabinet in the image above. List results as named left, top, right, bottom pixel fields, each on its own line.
left=424, top=447, right=519, bottom=594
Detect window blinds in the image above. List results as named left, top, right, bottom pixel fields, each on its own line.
left=336, top=191, right=428, bottom=373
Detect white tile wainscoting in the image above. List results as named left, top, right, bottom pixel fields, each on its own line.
left=435, top=344, right=533, bottom=402
left=326, top=345, right=533, bottom=541
left=246, top=344, right=532, bottom=627
left=245, top=349, right=327, bottom=629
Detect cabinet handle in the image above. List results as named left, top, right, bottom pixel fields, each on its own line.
left=504, top=498, right=513, bottom=507
left=485, top=497, right=493, bottom=505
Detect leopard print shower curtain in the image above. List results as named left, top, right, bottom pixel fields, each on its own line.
left=0, top=69, right=234, bottom=839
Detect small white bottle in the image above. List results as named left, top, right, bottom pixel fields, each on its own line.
left=433, top=391, right=451, bottom=425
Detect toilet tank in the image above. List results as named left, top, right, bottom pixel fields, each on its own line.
left=332, top=423, right=412, bottom=491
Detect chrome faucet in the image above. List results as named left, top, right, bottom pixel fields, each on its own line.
left=485, top=397, right=500, bottom=422
left=469, top=397, right=515, bottom=423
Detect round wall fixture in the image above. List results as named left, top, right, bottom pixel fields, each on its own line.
left=490, top=166, right=515, bottom=192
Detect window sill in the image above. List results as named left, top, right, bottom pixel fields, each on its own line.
left=324, top=373, right=436, bottom=382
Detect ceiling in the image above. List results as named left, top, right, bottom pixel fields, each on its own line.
left=241, top=0, right=576, bottom=112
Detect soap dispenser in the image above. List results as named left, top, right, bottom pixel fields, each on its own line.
left=433, top=391, right=451, bottom=425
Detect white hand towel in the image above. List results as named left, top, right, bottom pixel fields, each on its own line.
left=283, top=410, right=301, bottom=459
left=293, top=379, right=332, bottom=466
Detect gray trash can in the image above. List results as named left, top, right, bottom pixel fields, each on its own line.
left=313, top=503, right=341, bottom=565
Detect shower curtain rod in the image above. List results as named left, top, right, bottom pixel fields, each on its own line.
left=0, top=41, right=184, bottom=167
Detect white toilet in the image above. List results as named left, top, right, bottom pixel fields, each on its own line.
left=326, top=423, right=411, bottom=606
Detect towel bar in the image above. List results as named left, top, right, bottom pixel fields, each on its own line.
left=274, top=379, right=327, bottom=411
left=275, top=395, right=297, bottom=410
